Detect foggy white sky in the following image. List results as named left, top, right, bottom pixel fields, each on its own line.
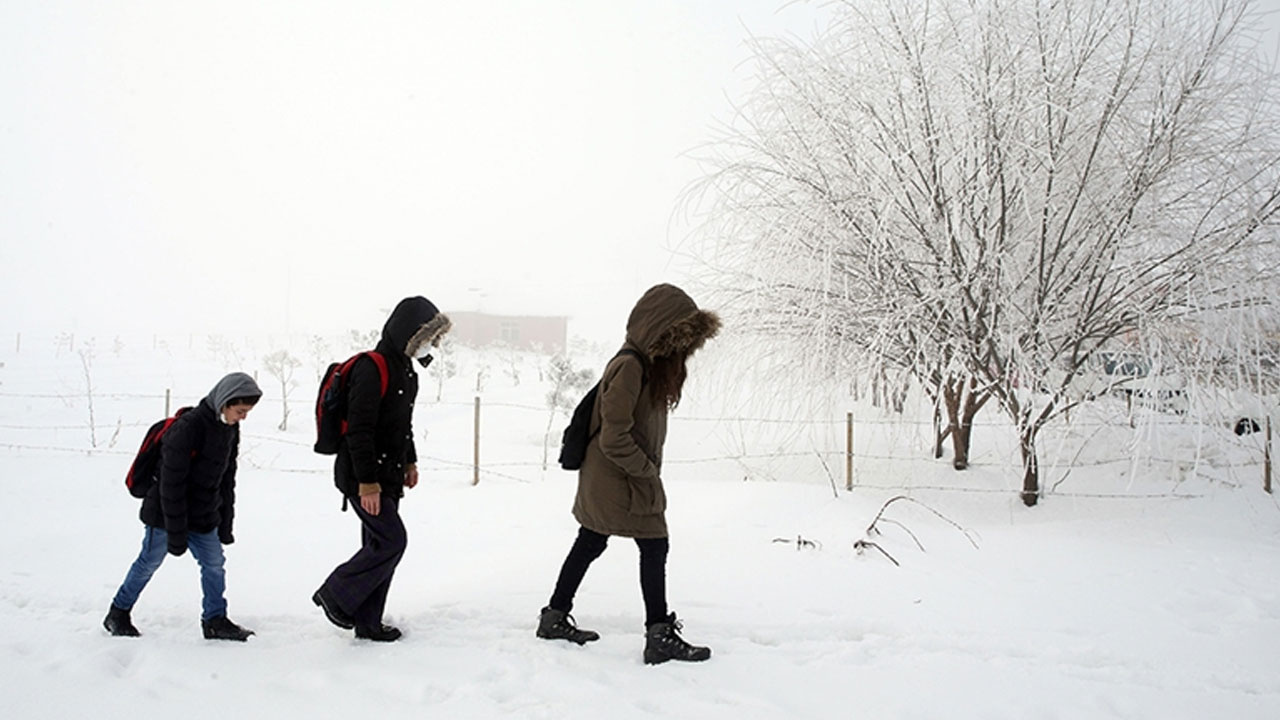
left=3, top=1, right=1279, bottom=343
left=0, top=0, right=828, bottom=342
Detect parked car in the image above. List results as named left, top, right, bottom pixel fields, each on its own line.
left=1070, top=351, right=1189, bottom=414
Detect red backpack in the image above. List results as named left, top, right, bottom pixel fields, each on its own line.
left=125, top=406, right=194, bottom=498
left=313, top=352, right=389, bottom=454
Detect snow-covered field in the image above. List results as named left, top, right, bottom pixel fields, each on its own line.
left=2, top=336, right=1279, bottom=719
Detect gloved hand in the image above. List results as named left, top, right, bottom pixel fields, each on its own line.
left=219, top=530, right=235, bottom=545
left=167, top=531, right=188, bottom=557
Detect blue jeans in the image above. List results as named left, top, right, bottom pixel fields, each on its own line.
left=112, top=526, right=228, bottom=621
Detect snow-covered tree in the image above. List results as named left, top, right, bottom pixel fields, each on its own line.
left=497, top=343, right=524, bottom=386
left=78, top=341, right=97, bottom=448
left=428, top=336, right=458, bottom=402
left=688, top=0, right=1280, bottom=505
left=348, top=328, right=379, bottom=354
left=542, top=355, right=596, bottom=471
left=308, top=335, right=332, bottom=382
left=262, top=349, right=301, bottom=431
left=208, top=334, right=243, bottom=370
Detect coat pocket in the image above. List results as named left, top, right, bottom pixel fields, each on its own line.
left=626, top=476, right=667, bottom=516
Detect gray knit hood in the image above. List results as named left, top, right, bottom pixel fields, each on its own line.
left=203, top=372, right=263, bottom=415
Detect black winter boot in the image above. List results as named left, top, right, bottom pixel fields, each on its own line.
left=644, top=613, right=711, bottom=665
left=201, top=615, right=254, bottom=641
left=312, top=587, right=355, bottom=630
left=536, top=606, right=600, bottom=645
left=103, top=604, right=140, bottom=637
left=354, top=623, right=402, bottom=642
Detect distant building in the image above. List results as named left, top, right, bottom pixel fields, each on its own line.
left=446, top=311, right=568, bottom=354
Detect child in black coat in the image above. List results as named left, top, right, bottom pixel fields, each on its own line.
left=104, top=372, right=262, bottom=641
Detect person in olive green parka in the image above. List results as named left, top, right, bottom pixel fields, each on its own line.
left=536, top=283, right=721, bottom=665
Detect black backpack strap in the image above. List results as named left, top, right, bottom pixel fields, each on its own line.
left=594, top=348, right=648, bottom=426
left=614, top=348, right=649, bottom=381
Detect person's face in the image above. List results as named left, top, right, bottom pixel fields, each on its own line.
left=222, top=403, right=253, bottom=425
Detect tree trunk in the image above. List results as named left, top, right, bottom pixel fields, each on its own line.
left=942, top=377, right=977, bottom=470
left=953, top=410, right=973, bottom=470
left=1019, top=424, right=1039, bottom=507
left=943, top=381, right=960, bottom=466
left=542, top=410, right=555, bottom=471
left=891, top=380, right=907, bottom=414
left=278, top=378, right=289, bottom=431
left=933, top=403, right=947, bottom=459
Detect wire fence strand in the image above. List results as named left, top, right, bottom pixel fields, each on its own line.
left=2, top=388, right=1269, bottom=497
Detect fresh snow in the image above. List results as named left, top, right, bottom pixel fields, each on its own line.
left=1, top=337, right=1278, bottom=719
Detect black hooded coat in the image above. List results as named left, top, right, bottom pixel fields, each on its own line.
left=334, top=296, right=448, bottom=499
left=140, top=372, right=262, bottom=545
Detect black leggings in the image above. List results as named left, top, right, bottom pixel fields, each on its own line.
left=548, top=526, right=670, bottom=626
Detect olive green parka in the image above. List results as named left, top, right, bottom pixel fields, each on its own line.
left=571, top=284, right=720, bottom=538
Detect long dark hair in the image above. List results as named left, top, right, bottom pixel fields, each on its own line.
left=649, top=351, right=689, bottom=410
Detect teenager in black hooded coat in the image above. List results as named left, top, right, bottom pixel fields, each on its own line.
left=312, top=296, right=451, bottom=642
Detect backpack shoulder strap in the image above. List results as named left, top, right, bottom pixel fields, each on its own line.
left=344, top=352, right=390, bottom=398
left=148, top=405, right=197, bottom=461
left=365, top=351, right=389, bottom=397
left=156, top=406, right=194, bottom=443
left=614, top=348, right=649, bottom=381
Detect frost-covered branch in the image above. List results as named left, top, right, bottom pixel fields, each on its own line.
left=687, top=0, right=1280, bottom=506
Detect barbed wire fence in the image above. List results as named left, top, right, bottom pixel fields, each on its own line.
left=1, top=329, right=1272, bottom=499
left=1, top=385, right=1271, bottom=500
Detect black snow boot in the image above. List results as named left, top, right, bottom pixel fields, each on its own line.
left=354, top=623, right=402, bottom=642
left=201, top=615, right=254, bottom=642
left=536, top=606, right=600, bottom=645
left=644, top=613, right=711, bottom=665
left=103, top=604, right=140, bottom=637
left=312, top=587, right=355, bottom=630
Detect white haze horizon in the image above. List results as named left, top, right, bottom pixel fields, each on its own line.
left=0, top=0, right=840, bottom=345
left=3, top=0, right=1279, bottom=345
left=4, top=4, right=1280, bottom=718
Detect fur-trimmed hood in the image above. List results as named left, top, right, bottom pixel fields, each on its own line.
left=625, top=284, right=721, bottom=359
left=404, top=312, right=453, bottom=358
left=382, top=296, right=452, bottom=358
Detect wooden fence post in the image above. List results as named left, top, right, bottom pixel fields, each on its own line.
left=1266, top=416, right=1273, bottom=495
left=845, top=412, right=854, bottom=491
left=473, top=396, right=481, bottom=486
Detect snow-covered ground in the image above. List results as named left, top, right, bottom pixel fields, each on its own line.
left=2, top=336, right=1278, bottom=719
